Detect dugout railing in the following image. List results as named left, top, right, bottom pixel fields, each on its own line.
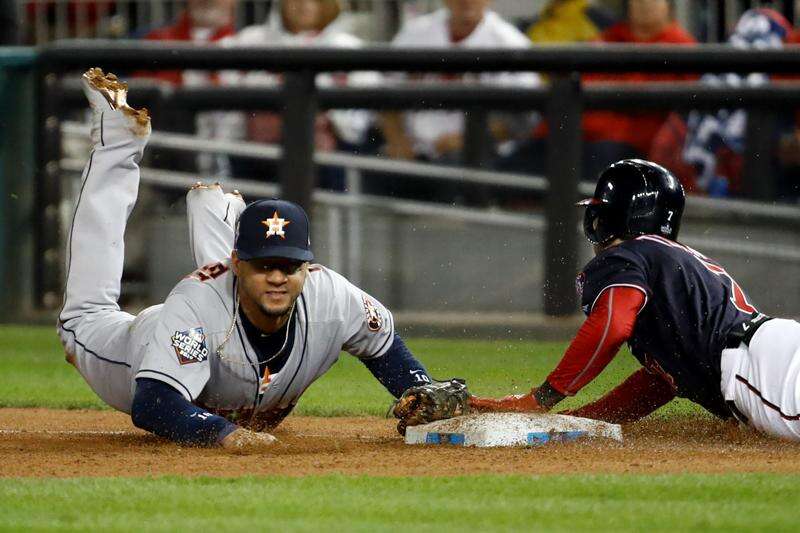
left=34, top=42, right=800, bottom=318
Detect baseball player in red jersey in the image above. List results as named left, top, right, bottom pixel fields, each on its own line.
left=471, top=159, right=800, bottom=441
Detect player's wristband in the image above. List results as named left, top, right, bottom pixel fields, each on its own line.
left=534, top=381, right=566, bottom=409
left=361, top=334, right=430, bottom=398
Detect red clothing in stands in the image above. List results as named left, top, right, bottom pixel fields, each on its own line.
left=141, top=12, right=235, bottom=85
left=582, top=21, right=697, bottom=154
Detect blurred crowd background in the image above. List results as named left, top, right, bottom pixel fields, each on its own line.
left=8, top=0, right=800, bottom=204
left=2, top=0, right=800, bottom=322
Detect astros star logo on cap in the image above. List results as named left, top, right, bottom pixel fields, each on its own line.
left=262, top=211, right=291, bottom=239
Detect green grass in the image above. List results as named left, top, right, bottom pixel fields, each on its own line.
left=0, top=325, right=794, bottom=531
left=0, top=325, right=105, bottom=409
left=1, top=474, right=797, bottom=532
left=0, top=325, right=702, bottom=417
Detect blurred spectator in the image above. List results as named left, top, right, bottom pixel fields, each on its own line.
left=580, top=0, right=696, bottom=179
left=775, top=22, right=800, bottom=200
left=0, top=0, right=19, bottom=44
left=24, top=0, right=99, bottom=43
left=139, top=0, right=238, bottom=176
left=378, top=0, right=540, bottom=204
left=220, top=0, right=380, bottom=190
left=526, top=0, right=616, bottom=44
left=142, top=0, right=237, bottom=85
left=500, top=0, right=692, bottom=185
left=649, top=8, right=792, bottom=197
left=381, top=0, right=540, bottom=164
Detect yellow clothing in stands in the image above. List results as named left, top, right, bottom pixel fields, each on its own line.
left=527, top=0, right=605, bottom=43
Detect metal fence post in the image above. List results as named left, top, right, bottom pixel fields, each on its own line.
left=544, top=74, right=582, bottom=316
left=279, top=71, right=317, bottom=212
left=743, top=107, right=777, bottom=201
left=34, top=68, right=63, bottom=310
left=0, top=55, right=37, bottom=319
left=345, top=167, right=363, bottom=286
left=463, top=108, right=492, bottom=204
left=463, top=108, right=491, bottom=168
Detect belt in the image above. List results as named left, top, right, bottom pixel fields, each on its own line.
left=722, top=312, right=772, bottom=425
left=724, top=312, right=773, bottom=349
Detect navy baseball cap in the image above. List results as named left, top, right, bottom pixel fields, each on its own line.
left=234, top=199, right=314, bottom=262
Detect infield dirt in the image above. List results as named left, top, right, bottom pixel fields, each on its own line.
left=2, top=409, right=799, bottom=478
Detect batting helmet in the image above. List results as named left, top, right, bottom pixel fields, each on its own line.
left=578, top=159, right=685, bottom=245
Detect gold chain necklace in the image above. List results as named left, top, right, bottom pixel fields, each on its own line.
left=216, top=287, right=295, bottom=367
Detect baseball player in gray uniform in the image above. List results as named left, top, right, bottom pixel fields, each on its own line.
left=58, top=68, right=466, bottom=451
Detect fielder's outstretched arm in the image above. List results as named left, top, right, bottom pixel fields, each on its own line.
left=131, top=378, right=238, bottom=445
left=131, top=379, right=276, bottom=449
left=361, top=334, right=431, bottom=397
left=133, top=288, right=278, bottom=449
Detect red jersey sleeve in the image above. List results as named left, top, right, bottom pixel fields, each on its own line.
left=564, top=367, right=676, bottom=424
left=547, top=286, right=645, bottom=396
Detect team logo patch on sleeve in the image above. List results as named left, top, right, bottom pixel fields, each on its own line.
left=362, top=296, right=383, bottom=332
left=171, top=327, right=209, bottom=365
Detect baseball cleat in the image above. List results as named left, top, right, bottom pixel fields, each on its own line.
left=190, top=181, right=223, bottom=191
left=188, top=181, right=244, bottom=203
left=82, top=67, right=151, bottom=136
left=82, top=67, right=128, bottom=111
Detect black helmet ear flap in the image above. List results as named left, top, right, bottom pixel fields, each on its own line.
left=583, top=203, right=620, bottom=245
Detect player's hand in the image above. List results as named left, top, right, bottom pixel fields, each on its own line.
left=220, top=427, right=277, bottom=453
left=469, top=389, right=546, bottom=413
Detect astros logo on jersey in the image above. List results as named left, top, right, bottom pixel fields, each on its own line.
left=262, top=211, right=291, bottom=239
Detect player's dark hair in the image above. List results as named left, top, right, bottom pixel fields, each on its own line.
left=578, top=159, right=685, bottom=245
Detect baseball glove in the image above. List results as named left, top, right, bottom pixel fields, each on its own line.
left=391, top=379, right=470, bottom=435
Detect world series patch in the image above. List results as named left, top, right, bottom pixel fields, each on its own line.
left=171, top=327, right=209, bottom=365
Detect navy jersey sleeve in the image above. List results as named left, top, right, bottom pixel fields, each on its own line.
left=131, top=378, right=238, bottom=446
left=579, top=246, right=651, bottom=315
left=361, top=334, right=431, bottom=398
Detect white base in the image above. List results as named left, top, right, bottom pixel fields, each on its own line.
left=404, top=412, right=623, bottom=448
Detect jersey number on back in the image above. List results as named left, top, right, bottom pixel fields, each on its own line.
left=188, top=262, right=229, bottom=282
left=696, top=260, right=756, bottom=314
left=639, top=235, right=756, bottom=314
